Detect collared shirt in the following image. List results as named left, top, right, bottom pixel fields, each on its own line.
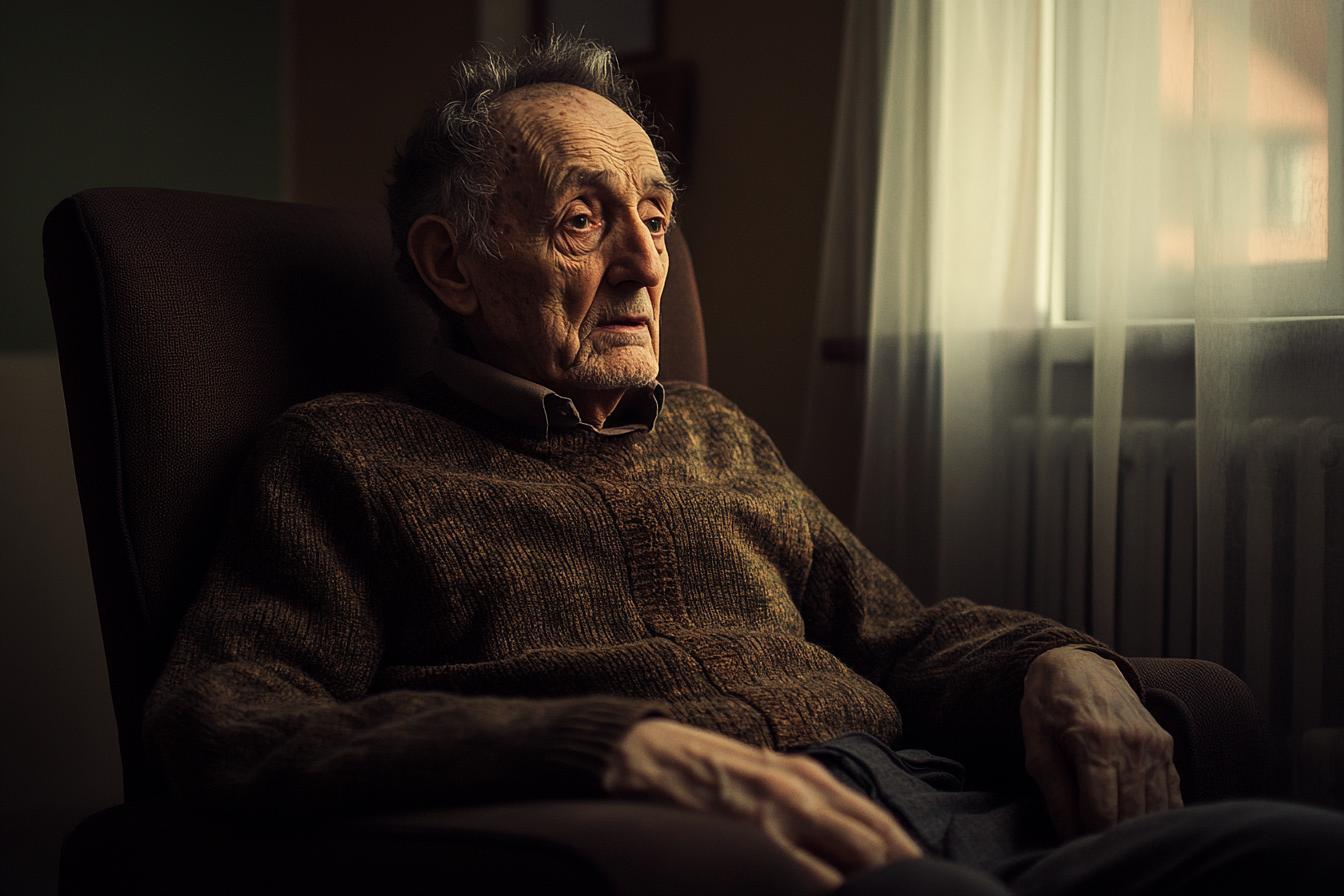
left=434, top=349, right=664, bottom=438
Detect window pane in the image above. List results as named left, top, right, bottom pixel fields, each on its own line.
left=1058, top=0, right=1334, bottom=320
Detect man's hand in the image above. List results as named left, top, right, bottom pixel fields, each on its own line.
left=604, top=718, right=922, bottom=890
left=1021, top=646, right=1182, bottom=840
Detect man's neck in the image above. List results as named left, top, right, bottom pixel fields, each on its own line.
left=564, top=388, right=631, bottom=429
left=460, top=346, right=634, bottom=429
left=435, top=348, right=662, bottom=436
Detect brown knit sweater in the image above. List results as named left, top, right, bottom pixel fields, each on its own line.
left=144, top=375, right=1128, bottom=814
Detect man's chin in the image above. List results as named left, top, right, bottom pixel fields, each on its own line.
left=561, top=355, right=659, bottom=392
left=563, top=371, right=659, bottom=392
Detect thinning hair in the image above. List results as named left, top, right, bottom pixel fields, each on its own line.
left=386, top=33, right=677, bottom=313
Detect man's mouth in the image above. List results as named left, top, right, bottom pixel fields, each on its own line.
left=597, top=314, right=649, bottom=331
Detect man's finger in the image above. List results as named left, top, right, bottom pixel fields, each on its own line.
left=607, top=719, right=922, bottom=884
left=763, top=756, right=921, bottom=871
left=1167, top=763, right=1183, bottom=809
left=764, top=831, right=846, bottom=893
left=788, top=758, right=922, bottom=861
left=1025, top=731, right=1083, bottom=840
left=834, top=798, right=923, bottom=865
left=1074, top=759, right=1119, bottom=834
left=1115, top=750, right=1148, bottom=822
left=782, top=803, right=901, bottom=873
left=1144, top=760, right=1171, bottom=815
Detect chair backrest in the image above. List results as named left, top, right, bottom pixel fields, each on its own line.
left=43, top=186, right=708, bottom=799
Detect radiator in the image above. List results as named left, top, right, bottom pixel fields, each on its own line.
left=1007, top=415, right=1343, bottom=792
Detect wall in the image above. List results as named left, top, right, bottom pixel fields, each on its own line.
left=287, top=0, right=478, bottom=209
left=0, top=3, right=283, bottom=893
left=663, top=1, right=844, bottom=461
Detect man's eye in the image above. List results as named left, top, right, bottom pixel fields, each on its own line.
left=566, top=214, right=592, bottom=230
left=645, top=216, right=666, bottom=233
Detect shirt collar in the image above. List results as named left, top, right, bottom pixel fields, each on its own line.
left=434, top=349, right=664, bottom=437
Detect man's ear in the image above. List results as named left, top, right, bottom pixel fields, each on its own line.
left=407, top=215, right=478, bottom=316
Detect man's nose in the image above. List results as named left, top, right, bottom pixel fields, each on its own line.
left=606, top=213, right=664, bottom=289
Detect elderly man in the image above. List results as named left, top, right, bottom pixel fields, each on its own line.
left=146, top=36, right=1342, bottom=895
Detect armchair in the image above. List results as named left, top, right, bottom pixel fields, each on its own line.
left=44, top=187, right=1267, bottom=894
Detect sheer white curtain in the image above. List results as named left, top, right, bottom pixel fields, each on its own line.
left=802, top=0, right=1342, bottom=791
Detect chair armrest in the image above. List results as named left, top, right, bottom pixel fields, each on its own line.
left=1129, top=657, right=1269, bottom=803
left=60, top=798, right=819, bottom=896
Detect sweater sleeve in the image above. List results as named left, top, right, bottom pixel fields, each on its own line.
left=143, top=411, right=661, bottom=815
left=788, top=474, right=1139, bottom=785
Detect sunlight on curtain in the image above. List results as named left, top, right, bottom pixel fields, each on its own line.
left=925, top=0, right=1044, bottom=607
left=803, top=0, right=1342, bottom=796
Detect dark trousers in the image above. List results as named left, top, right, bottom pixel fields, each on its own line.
left=798, top=733, right=1344, bottom=896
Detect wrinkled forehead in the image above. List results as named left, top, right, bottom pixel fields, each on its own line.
left=492, top=84, right=666, bottom=200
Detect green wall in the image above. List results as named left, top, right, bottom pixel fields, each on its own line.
left=1, top=0, right=284, bottom=350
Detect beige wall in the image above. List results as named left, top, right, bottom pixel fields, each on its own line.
left=1, top=355, right=124, bottom=891
left=287, top=0, right=478, bottom=209
left=0, top=359, right=122, bottom=789
left=664, top=2, right=844, bottom=461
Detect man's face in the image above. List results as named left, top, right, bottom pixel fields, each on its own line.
left=458, top=84, right=674, bottom=400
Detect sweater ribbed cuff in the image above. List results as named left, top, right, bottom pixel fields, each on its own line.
left=543, top=698, right=668, bottom=794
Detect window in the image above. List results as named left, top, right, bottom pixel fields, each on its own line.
left=1050, top=0, right=1338, bottom=323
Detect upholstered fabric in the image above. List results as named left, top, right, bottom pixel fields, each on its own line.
left=1130, top=657, right=1269, bottom=803
left=59, top=799, right=817, bottom=896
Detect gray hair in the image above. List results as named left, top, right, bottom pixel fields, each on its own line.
left=386, top=33, right=678, bottom=313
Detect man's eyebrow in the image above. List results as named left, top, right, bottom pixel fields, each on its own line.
left=646, top=175, right=676, bottom=197
left=551, top=167, right=675, bottom=198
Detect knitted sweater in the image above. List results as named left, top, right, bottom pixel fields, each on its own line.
left=144, top=375, right=1126, bottom=814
